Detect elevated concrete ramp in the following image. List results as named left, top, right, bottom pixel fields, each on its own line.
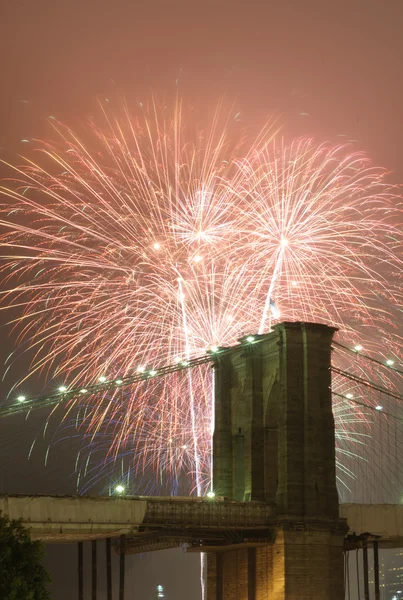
left=0, top=495, right=275, bottom=544
left=0, top=495, right=147, bottom=542
left=340, top=504, right=403, bottom=548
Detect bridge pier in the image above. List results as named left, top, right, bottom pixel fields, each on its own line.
left=207, top=526, right=346, bottom=600
left=209, top=322, right=347, bottom=600
left=106, top=538, right=112, bottom=600
left=78, top=541, right=84, bottom=600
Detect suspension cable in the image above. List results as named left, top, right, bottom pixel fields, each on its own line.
left=0, top=354, right=213, bottom=419
left=331, top=367, right=403, bottom=403
left=333, top=341, right=403, bottom=376
left=0, top=336, right=266, bottom=419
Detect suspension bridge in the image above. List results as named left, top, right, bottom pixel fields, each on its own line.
left=1, top=321, right=403, bottom=599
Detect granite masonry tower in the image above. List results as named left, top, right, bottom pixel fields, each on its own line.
left=207, top=321, right=347, bottom=600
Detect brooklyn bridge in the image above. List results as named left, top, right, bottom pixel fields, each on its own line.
left=1, top=322, right=403, bottom=599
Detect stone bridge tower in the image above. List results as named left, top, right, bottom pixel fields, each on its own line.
left=207, top=321, right=347, bottom=600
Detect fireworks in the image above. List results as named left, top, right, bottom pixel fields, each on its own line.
left=1, top=99, right=402, bottom=496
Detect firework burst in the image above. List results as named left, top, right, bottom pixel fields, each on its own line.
left=1, top=99, right=402, bottom=496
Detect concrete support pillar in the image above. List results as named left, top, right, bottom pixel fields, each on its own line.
left=363, top=541, right=370, bottom=600
left=119, top=534, right=126, bottom=600
left=106, top=538, right=112, bottom=600
left=92, top=540, right=97, bottom=600
left=78, top=541, right=84, bottom=600
left=373, top=541, right=380, bottom=600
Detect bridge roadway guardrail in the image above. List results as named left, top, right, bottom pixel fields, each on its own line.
left=142, top=498, right=276, bottom=529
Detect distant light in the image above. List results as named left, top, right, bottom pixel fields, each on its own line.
left=58, top=386, right=67, bottom=393
left=136, top=366, right=145, bottom=373
left=246, top=335, right=255, bottom=343
left=210, top=345, right=219, bottom=353
left=17, top=395, right=26, bottom=402
left=291, top=281, right=298, bottom=287
left=182, top=445, right=187, bottom=450
left=206, top=491, right=215, bottom=499
left=193, top=255, right=202, bottom=263
left=98, top=376, right=107, bottom=383
left=149, top=370, right=157, bottom=376
left=115, top=379, right=123, bottom=385
left=80, top=389, right=88, bottom=394
left=153, top=242, right=161, bottom=250
left=115, top=485, right=125, bottom=494
left=181, top=361, right=189, bottom=366
left=386, top=359, right=394, bottom=366
left=280, top=237, right=288, bottom=248
left=354, top=345, right=363, bottom=352
left=173, top=357, right=182, bottom=364
left=346, top=393, right=353, bottom=399
left=375, top=405, right=383, bottom=411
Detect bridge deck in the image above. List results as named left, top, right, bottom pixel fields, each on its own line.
left=0, top=495, right=275, bottom=543
left=340, top=503, right=403, bottom=548
left=1, top=495, right=402, bottom=549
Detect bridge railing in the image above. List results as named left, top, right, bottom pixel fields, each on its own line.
left=142, top=499, right=276, bottom=529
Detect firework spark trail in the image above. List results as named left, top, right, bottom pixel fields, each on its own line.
left=177, top=275, right=202, bottom=494
left=0, top=99, right=403, bottom=499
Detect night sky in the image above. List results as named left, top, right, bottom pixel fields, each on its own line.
left=1, top=0, right=403, bottom=598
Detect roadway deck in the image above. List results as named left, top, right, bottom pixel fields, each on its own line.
left=0, top=495, right=402, bottom=550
